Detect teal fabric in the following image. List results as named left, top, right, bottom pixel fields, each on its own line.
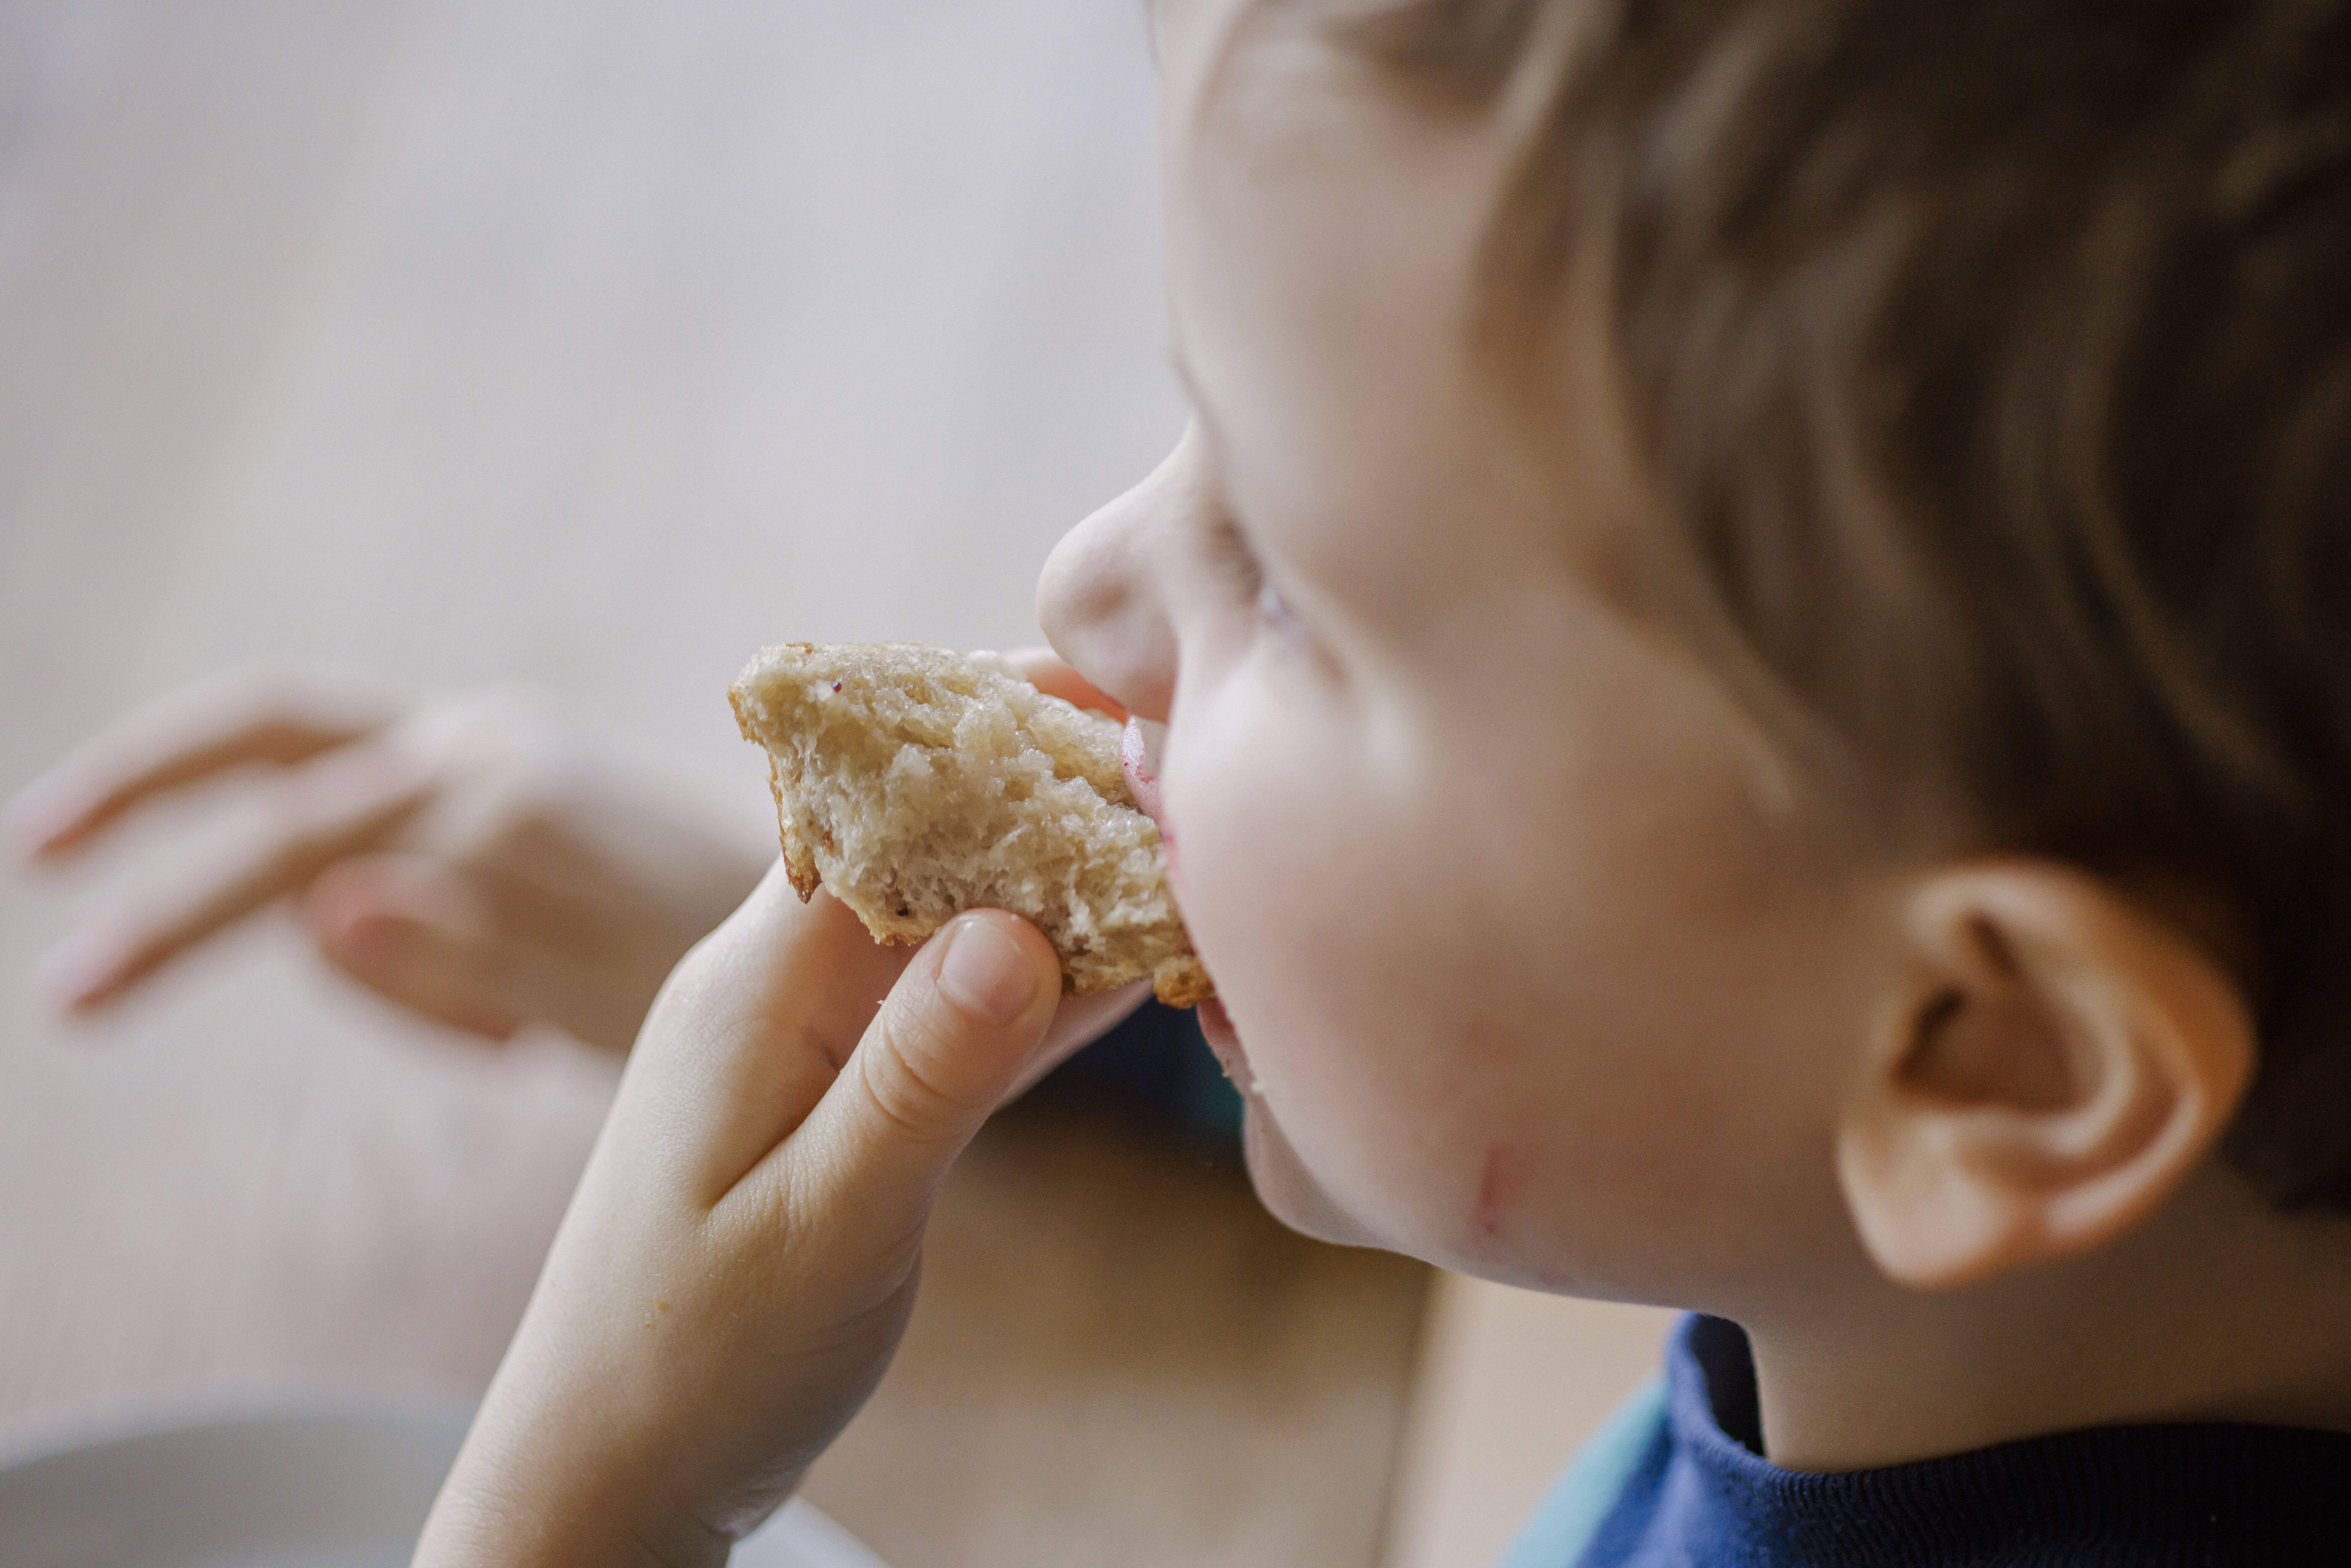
left=1495, top=1375, right=1670, bottom=1568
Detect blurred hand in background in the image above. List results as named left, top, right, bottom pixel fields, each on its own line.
left=7, top=668, right=772, bottom=1053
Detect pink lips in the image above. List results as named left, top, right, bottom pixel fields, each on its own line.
left=1196, top=997, right=1256, bottom=1095
left=1120, top=717, right=1170, bottom=843
left=1124, top=720, right=1218, bottom=1052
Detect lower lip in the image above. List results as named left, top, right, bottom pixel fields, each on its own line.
left=1196, top=998, right=1257, bottom=1095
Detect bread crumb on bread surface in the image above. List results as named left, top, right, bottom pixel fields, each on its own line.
left=730, top=642, right=1212, bottom=1008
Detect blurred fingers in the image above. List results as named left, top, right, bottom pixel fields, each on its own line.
left=311, top=854, right=676, bottom=1054
left=303, top=855, right=527, bottom=1042
left=7, top=667, right=402, bottom=859
left=41, top=741, right=430, bottom=1013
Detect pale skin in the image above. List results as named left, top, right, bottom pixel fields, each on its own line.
left=21, top=0, right=2351, bottom=1557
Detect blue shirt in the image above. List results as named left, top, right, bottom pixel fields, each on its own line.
left=1505, top=1314, right=2351, bottom=1566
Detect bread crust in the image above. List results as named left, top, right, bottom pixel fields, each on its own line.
left=731, top=642, right=1214, bottom=1009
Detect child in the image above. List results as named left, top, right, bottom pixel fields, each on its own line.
left=407, top=0, right=2351, bottom=1561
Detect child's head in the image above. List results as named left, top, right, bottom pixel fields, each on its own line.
left=1041, top=0, right=2351, bottom=1323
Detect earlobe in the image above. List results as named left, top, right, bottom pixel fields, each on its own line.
left=1836, top=863, right=2257, bottom=1289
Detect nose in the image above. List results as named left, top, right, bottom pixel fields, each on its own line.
left=1036, top=425, right=1208, bottom=724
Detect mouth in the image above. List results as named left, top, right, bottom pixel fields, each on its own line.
left=1195, top=997, right=1257, bottom=1096
left=1120, top=717, right=1170, bottom=837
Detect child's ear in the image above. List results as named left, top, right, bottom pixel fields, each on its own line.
left=1836, top=862, right=2257, bottom=1289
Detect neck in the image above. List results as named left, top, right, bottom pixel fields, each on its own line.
left=1742, top=1168, right=2351, bottom=1472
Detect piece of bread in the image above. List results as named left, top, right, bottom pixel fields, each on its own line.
left=729, top=642, right=1213, bottom=1008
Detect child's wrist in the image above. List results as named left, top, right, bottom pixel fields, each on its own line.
left=416, top=1479, right=731, bottom=1568
left=415, top=1423, right=735, bottom=1568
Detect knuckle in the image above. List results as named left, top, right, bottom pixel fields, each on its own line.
left=639, top=924, right=745, bottom=1036
left=861, top=1004, right=987, bottom=1145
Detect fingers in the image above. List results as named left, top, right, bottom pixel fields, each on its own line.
left=774, top=909, right=1061, bottom=1232
left=307, top=853, right=680, bottom=1053
left=627, top=865, right=916, bottom=1200
left=303, top=856, right=527, bottom=1042
left=41, top=742, right=431, bottom=1012
left=616, top=870, right=1057, bottom=1237
left=1000, top=646, right=1128, bottom=721
left=6, top=668, right=401, bottom=859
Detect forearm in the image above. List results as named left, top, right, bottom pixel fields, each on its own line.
left=413, top=1410, right=733, bottom=1568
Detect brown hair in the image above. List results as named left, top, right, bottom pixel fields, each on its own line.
left=1345, top=0, right=2351, bottom=1207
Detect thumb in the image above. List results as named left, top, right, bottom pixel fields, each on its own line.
left=797, top=910, right=1061, bottom=1217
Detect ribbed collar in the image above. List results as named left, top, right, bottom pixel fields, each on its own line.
left=1585, top=1314, right=2351, bottom=1566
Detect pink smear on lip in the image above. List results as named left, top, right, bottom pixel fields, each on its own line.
left=1197, top=998, right=1256, bottom=1095
left=1121, top=717, right=1177, bottom=872
left=1120, top=717, right=1163, bottom=819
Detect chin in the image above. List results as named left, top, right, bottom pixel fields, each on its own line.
left=1239, top=1097, right=1385, bottom=1249
left=1200, top=996, right=1388, bottom=1249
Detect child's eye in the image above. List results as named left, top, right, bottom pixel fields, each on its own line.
left=1204, top=509, right=1266, bottom=599
left=1256, top=581, right=1303, bottom=638
left=1204, top=505, right=1314, bottom=653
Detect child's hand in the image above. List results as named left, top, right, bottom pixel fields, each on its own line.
left=7, top=670, right=767, bottom=1051
left=413, top=867, right=1084, bottom=1567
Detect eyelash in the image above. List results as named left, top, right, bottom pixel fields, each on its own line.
left=1256, top=581, right=1302, bottom=636
left=1204, top=512, right=1299, bottom=634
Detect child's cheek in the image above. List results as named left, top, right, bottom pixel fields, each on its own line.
left=1452, top=1128, right=1572, bottom=1278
